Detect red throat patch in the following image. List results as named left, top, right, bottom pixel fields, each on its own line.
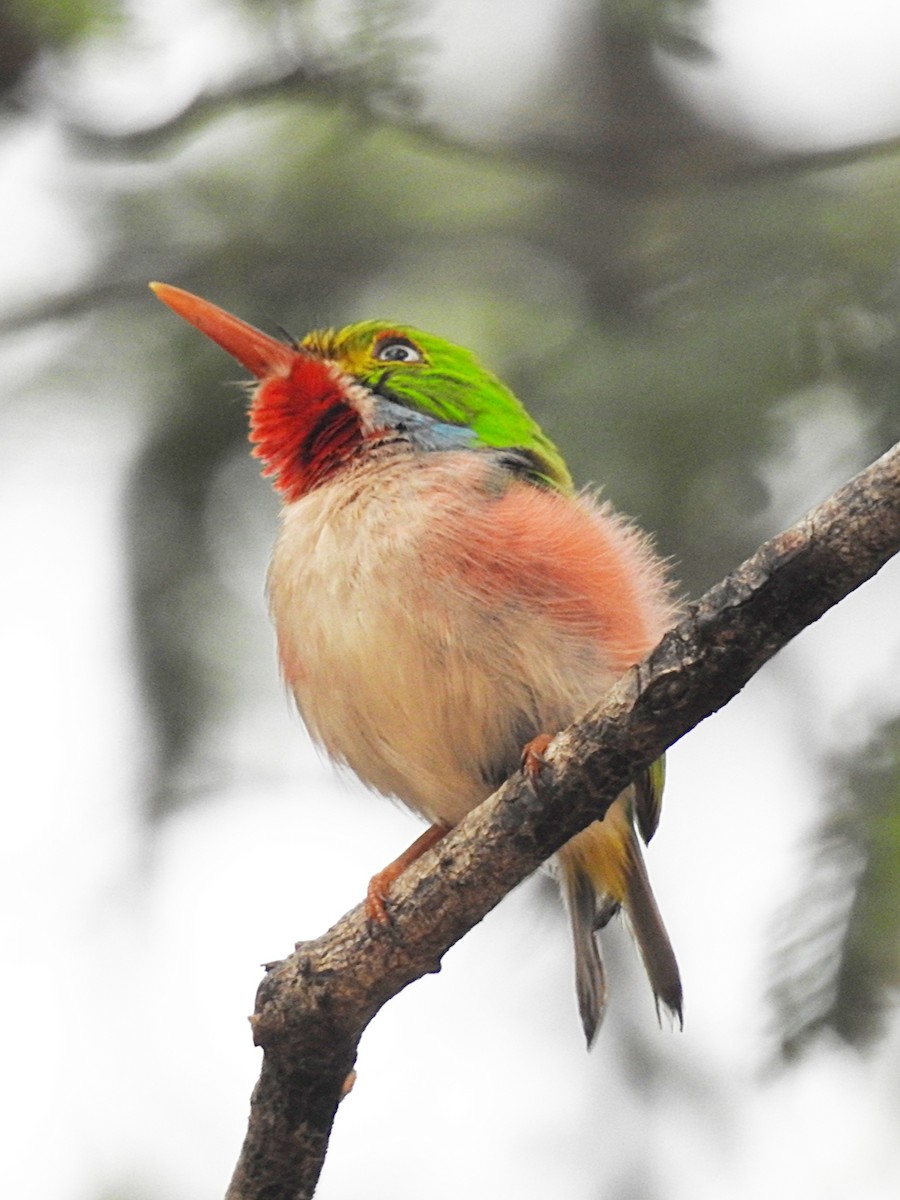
left=249, top=355, right=362, bottom=501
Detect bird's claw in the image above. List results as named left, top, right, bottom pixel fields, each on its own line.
left=365, top=874, right=397, bottom=931
left=522, top=732, right=554, bottom=780
left=363, top=822, right=451, bottom=934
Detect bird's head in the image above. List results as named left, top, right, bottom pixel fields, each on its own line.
left=150, top=283, right=572, bottom=501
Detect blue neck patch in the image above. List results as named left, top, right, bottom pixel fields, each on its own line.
left=370, top=395, right=479, bottom=452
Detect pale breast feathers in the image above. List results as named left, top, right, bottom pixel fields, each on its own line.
left=268, top=453, right=676, bottom=824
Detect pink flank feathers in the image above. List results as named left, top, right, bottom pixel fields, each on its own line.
left=426, top=477, right=675, bottom=675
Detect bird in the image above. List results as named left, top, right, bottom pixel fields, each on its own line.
left=150, top=281, right=683, bottom=1045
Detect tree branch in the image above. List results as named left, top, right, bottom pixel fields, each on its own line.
left=225, top=440, right=900, bottom=1200
left=60, top=54, right=900, bottom=189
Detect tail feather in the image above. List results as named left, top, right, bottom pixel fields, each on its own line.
left=560, top=864, right=607, bottom=1046
left=558, top=809, right=682, bottom=1041
left=622, top=844, right=683, bottom=1026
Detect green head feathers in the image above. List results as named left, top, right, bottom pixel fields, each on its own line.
left=302, top=321, right=573, bottom=493
left=147, top=285, right=572, bottom=496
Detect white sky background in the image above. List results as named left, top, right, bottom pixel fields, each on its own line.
left=3, top=2, right=900, bottom=1198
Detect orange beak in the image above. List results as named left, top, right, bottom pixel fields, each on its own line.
left=149, top=282, right=297, bottom=378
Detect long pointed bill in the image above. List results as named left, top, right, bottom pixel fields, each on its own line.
left=149, top=282, right=297, bottom=378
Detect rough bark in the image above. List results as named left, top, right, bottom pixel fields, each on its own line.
left=226, top=439, right=900, bottom=1200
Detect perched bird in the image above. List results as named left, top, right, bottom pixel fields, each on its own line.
left=150, top=282, right=682, bottom=1044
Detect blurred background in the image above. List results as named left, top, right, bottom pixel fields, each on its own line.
left=2, top=1, right=900, bottom=1197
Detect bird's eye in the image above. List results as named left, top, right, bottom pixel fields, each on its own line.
left=373, top=337, right=423, bottom=363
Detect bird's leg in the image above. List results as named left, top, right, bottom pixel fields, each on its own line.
left=366, top=822, right=451, bottom=924
left=521, top=732, right=554, bottom=779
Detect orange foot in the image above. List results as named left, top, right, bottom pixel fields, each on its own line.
left=366, top=822, right=451, bottom=925
left=521, top=732, right=554, bottom=780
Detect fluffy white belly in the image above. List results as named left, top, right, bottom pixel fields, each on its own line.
left=268, top=454, right=619, bottom=825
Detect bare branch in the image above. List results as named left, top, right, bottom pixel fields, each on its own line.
left=225, top=440, right=900, bottom=1200
left=59, top=55, right=900, bottom=188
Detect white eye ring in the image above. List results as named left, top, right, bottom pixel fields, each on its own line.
left=374, top=339, right=423, bottom=363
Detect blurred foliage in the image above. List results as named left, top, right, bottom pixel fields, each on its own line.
left=336, top=0, right=431, bottom=118
left=604, top=0, right=710, bottom=58
left=4, top=0, right=899, bottom=1062
left=0, top=0, right=120, bottom=91
left=771, top=718, right=900, bottom=1056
